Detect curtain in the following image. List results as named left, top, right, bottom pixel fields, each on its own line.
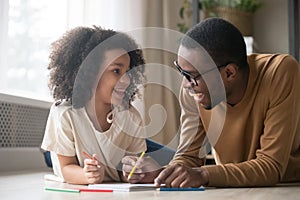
left=76, top=0, right=184, bottom=148
left=137, top=0, right=183, bottom=149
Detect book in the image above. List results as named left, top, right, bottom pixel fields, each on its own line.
left=88, top=183, right=159, bottom=192
left=44, top=174, right=65, bottom=183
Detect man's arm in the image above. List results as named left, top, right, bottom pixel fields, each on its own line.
left=203, top=55, right=300, bottom=187
left=170, top=87, right=207, bottom=167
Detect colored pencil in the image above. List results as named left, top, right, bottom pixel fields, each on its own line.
left=44, top=187, right=80, bottom=193
left=128, top=151, right=145, bottom=180
left=157, top=187, right=205, bottom=191
left=82, top=151, right=101, bottom=168
left=79, top=188, right=113, bottom=193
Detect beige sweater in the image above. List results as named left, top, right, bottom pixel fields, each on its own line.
left=42, top=102, right=146, bottom=182
left=171, top=54, right=300, bottom=187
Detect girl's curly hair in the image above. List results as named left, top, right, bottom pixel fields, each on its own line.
left=48, top=26, right=145, bottom=109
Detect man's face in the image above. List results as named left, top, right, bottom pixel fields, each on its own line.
left=177, top=46, right=226, bottom=109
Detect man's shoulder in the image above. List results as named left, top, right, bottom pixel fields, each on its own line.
left=247, top=53, right=293, bottom=62
left=248, top=53, right=299, bottom=73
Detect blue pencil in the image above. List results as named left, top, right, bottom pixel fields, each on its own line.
left=158, top=187, right=205, bottom=191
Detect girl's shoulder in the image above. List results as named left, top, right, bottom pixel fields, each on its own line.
left=49, top=100, right=83, bottom=121
left=128, top=105, right=143, bottom=119
left=125, top=105, right=144, bottom=124
left=50, top=100, right=72, bottom=113
left=113, top=105, right=144, bottom=127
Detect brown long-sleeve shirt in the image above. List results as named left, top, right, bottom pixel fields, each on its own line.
left=170, top=54, right=300, bottom=187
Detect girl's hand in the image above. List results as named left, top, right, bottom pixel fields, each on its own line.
left=83, top=154, right=105, bottom=184
left=122, top=155, right=162, bottom=183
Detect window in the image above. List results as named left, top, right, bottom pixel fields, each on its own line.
left=0, top=0, right=143, bottom=101
left=0, top=0, right=70, bottom=101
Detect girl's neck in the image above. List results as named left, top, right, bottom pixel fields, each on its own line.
left=85, top=101, right=112, bottom=132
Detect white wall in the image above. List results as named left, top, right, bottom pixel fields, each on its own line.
left=253, top=0, right=300, bottom=58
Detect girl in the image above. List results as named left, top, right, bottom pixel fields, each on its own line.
left=41, top=26, right=146, bottom=184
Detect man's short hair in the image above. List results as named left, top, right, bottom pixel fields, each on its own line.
left=181, top=17, right=248, bottom=68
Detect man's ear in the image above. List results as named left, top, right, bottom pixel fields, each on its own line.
left=223, top=64, right=238, bottom=81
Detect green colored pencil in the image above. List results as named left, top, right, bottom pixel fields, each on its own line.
left=44, top=186, right=80, bottom=193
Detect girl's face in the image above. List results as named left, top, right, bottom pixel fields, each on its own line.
left=95, top=48, right=131, bottom=107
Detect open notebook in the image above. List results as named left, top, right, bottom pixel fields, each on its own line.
left=88, top=183, right=159, bottom=192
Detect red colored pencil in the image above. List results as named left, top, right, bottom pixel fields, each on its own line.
left=82, top=151, right=101, bottom=168
left=79, top=188, right=113, bottom=193
left=82, top=151, right=98, bottom=161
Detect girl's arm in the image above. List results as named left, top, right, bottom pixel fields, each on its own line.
left=57, top=154, right=105, bottom=185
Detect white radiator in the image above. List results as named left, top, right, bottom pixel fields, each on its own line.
left=0, top=93, right=51, bottom=171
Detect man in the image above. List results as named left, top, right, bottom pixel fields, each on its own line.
left=122, top=18, right=300, bottom=187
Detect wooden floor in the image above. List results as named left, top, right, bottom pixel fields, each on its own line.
left=0, top=169, right=300, bottom=200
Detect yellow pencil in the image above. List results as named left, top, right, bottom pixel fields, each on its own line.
left=128, top=151, right=145, bottom=180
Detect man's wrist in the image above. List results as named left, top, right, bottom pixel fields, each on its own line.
left=200, top=167, right=209, bottom=186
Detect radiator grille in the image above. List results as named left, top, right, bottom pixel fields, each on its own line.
left=0, top=101, right=49, bottom=148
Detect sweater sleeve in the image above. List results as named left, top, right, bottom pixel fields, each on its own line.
left=169, top=87, right=206, bottom=167
left=204, top=55, right=300, bottom=187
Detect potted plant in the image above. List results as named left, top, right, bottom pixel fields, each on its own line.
left=177, top=0, right=262, bottom=36
left=177, top=0, right=194, bottom=33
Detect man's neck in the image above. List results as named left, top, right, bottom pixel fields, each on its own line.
left=227, top=67, right=249, bottom=106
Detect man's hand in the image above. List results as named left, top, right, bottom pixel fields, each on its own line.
left=83, top=154, right=105, bottom=184
left=154, top=163, right=209, bottom=188
left=122, top=155, right=162, bottom=183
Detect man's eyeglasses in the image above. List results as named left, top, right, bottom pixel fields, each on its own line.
left=173, top=60, right=228, bottom=86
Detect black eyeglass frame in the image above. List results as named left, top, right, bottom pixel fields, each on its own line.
left=173, top=60, right=229, bottom=86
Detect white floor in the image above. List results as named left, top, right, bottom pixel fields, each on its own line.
left=0, top=169, right=300, bottom=200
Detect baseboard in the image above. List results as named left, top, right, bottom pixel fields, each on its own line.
left=0, top=147, right=49, bottom=171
